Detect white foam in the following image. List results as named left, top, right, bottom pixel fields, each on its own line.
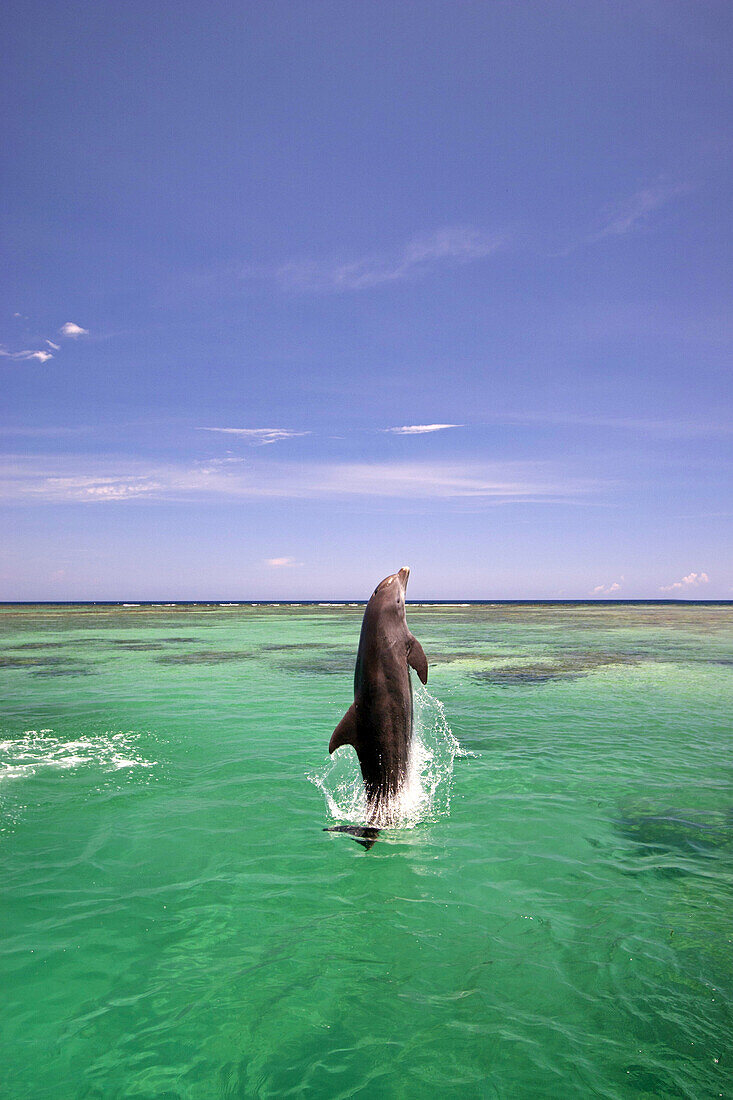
left=310, top=686, right=465, bottom=831
left=0, top=729, right=156, bottom=784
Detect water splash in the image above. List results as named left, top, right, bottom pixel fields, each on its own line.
left=310, top=686, right=464, bottom=830
left=0, top=728, right=157, bottom=784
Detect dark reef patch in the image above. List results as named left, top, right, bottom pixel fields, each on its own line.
left=616, top=803, right=733, bottom=857
left=279, top=654, right=354, bottom=675
left=30, top=665, right=92, bottom=678
left=259, top=642, right=334, bottom=652
left=4, top=636, right=205, bottom=654
left=1, top=655, right=92, bottom=675
left=154, top=650, right=254, bottom=665
left=470, top=651, right=641, bottom=686
left=430, top=650, right=514, bottom=665
left=471, top=668, right=573, bottom=686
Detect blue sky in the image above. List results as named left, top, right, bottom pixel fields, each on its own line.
left=1, top=1, right=731, bottom=600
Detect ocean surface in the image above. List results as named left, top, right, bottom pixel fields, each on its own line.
left=1, top=601, right=731, bottom=1099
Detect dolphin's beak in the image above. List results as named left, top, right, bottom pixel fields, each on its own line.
left=397, top=566, right=410, bottom=591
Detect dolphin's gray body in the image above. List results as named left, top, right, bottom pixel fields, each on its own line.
left=328, top=567, right=428, bottom=829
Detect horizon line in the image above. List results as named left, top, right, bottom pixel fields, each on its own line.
left=1, top=598, right=730, bottom=607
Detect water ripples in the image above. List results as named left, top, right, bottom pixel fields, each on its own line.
left=1, top=603, right=731, bottom=1098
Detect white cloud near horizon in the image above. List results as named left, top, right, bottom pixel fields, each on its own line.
left=660, top=571, right=709, bottom=593
left=0, top=454, right=600, bottom=506
left=265, top=556, right=301, bottom=568
left=383, top=424, right=462, bottom=435
left=197, top=427, right=310, bottom=446
left=590, top=578, right=623, bottom=596
left=59, top=322, right=89, bottom=338
left=251, top=225, right=506, bottom=293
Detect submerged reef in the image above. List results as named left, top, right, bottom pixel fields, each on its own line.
left=468, top=651, right=641, bottom=686
left=154, top=650, right=255, bottom=665
left=0, top=654, right=92, bottom=677
left=616, top=800, right=733, bottom=858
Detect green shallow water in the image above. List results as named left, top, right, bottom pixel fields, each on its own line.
left=1, top=602, right=731, bottom=1099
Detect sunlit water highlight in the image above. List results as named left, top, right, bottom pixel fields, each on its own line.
left=1, top=602, right=731, bottom=1098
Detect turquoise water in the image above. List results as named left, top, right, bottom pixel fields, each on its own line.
left=1, top=602, right=731, bottom=1099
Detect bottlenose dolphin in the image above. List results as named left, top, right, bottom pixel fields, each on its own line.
left=326, top=567, right=428, bottom=846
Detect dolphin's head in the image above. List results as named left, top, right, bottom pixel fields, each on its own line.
left=369, top=567, right=410, bottom=619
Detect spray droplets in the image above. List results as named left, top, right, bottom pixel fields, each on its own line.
left=310, top=687, right=463, bottom=832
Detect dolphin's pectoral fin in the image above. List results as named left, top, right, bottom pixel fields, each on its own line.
left=408, top=638, right=428, bottom=684
left=329, top=704, right=358, bottom=754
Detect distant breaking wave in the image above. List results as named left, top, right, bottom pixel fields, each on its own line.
left=310, top=686, right=465, bottom=830
left=0, top=729, right=157, bottom=785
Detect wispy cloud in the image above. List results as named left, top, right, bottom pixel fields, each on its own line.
left=45, top=340, right=60, bottom=350
left=265, top=556, right=301, bottom=568
left=590, top=579, right=623, bottom=596
left=590, top=180, right=691, bottom=241
left=660, top=571, right=709, bottom=593
left=197, top=427, right=310, bottom=446
left=59, top=322, right=89, bottom=338
left=383, top=424, right=462, bottom=435
left=0, top=454, right=600, bottom=506
left=251, top=225, right=505, bottom=293
left=491, top=411, right=731, bottom=439
left=0, top=346, right=54, bottom=363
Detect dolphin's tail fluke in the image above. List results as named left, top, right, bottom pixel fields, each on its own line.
left=323, top=824, right=380, bottom=850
